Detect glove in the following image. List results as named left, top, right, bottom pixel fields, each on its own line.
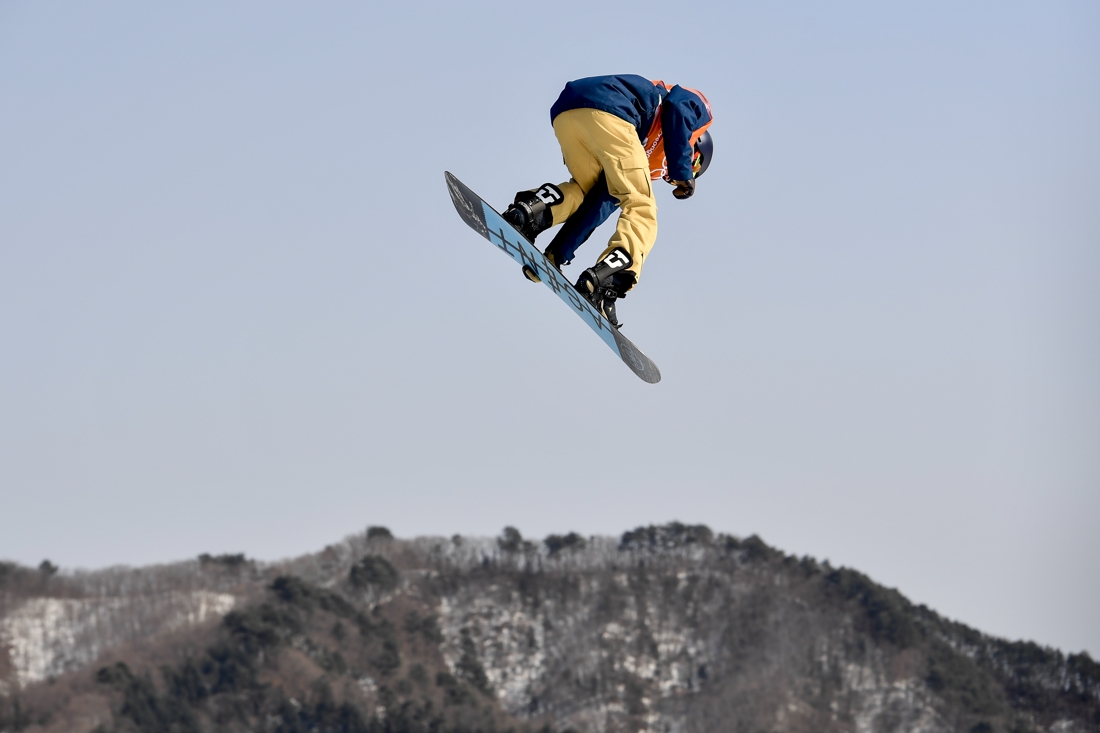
left=671, top=179, right=695, bottom=200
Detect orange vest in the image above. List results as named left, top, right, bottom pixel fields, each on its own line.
left=643, top=82, right=714, bottom=181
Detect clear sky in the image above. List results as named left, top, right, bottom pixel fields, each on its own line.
left=1, top=2, right=1097, bottom=656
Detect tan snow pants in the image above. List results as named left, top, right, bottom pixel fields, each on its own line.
left=549, top=108, right=657, bottom=289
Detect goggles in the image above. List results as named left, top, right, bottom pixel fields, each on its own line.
left=691, top=148, right=704, bottom=178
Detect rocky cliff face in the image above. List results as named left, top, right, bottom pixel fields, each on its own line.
left=1, top=526, right=1097, bottom=733
left=433, top=540, right=946, bottom=733
left=424, top=529, right=1096, bottom=733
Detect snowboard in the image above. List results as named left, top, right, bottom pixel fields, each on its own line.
left=445, top=171, right=661, bottom=384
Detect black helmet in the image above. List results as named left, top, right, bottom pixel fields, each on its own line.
left=692, top=131, right=713, bottom=178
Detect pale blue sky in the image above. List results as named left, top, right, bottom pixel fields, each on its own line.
left=2, top=2, right=1098, bottom=656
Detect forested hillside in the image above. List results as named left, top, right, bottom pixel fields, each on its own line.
left=1, top=525, right=1096, bottom=733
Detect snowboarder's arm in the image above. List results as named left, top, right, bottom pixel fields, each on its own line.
left=661, top=86, right=712, bottom=183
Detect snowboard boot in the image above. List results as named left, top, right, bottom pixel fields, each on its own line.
left=575, top=248, right=636, bottom=329
left=502, top=183, right=564, bottom=244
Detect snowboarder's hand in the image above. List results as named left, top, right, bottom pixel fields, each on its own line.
left=671, top=179, right=695, bottom=199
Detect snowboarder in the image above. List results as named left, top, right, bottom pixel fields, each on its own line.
left=503, top=75, right=713, bottom=327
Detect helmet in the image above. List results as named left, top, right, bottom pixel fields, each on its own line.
left=692, top=131, right=713, bottom=178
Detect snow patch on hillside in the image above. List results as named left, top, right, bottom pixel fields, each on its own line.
left=0, top=591, right=236, bottom=687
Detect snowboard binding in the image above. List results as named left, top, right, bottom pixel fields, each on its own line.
left=502, top=183, right=563, bottom=244
left=575, top=247, right=636, bottom=329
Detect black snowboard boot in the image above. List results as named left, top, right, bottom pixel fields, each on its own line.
left=575, top=248, right=636, bottom=329
left=502, top=183, right=564, bottom=243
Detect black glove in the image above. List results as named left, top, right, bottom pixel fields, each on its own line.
left=671, top=178, right=695, bottom=199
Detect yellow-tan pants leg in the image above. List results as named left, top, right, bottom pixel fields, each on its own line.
left=550, top=108, right=657, bottom=289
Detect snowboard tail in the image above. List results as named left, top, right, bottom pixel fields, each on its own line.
left=445, top=172, right=660, bottom=383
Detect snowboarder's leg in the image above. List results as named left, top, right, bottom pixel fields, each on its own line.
left=506, top=111, right=603, bottom=242
left=564, top=109, right=657, bottom=290
left=513, top=112, right=608, bottom=283
left=552, top=109, right=607, bottom=224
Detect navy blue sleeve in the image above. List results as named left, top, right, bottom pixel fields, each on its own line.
left=662, top=86, right=712, bottom=181
left=547, top=174, right=619, bottom=264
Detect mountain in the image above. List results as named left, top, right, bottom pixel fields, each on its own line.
left=1, top=524, right=1096, bottom=733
